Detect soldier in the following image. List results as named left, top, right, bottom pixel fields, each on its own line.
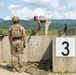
left=8, top=16, right=26, bottom=72
left=34, top=16, right=51, bottom=35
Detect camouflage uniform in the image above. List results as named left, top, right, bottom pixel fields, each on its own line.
left=44, top=19, right=51, bottom=35
left=9, top=24, right=25, bottom=69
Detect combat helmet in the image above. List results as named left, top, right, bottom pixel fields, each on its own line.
left=12, top=16, right=19, bottom=23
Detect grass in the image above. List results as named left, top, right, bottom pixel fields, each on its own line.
left=0, top=28, right=60, bottom=36
left=36, top=29, right=58, bottom=36
left=0, top=28, right=8, bottom=35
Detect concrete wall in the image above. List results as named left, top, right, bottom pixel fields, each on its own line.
left=0, top=36, right=53, bottom=62
left=53, top=36, right=76, bottom=73
left=0, top=38, right=2, bottom=61
left=0, top=36, right=76, bottom=72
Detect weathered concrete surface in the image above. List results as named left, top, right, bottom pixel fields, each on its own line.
left=0, top=38, right=2, bottom=61
left=1, top=36, right=76, bottom=73
left=53, top=36, right=76, bottom=73
left=1, top=36, right=53, bottom=62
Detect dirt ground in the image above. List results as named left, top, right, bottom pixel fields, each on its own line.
left=0, top=60, right=51, bottom=75
left=1, top=61, right=75, bottom=75
left=0, top=63, right=76, bottom=75
left=0, top=63, right=30, bottom=75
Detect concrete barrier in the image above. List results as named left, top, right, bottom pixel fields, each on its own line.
left=0, top=36, right=53, bottom=62
left=53, top=36, right=76, bottom=73
left=0, top=38, right=2, bottom=61
left=0, top=36, right=76, bottom=73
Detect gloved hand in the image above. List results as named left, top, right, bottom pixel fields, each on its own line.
left=23, top=44, right=26, bottom=48
left=31, top=30, right=37, bottom=35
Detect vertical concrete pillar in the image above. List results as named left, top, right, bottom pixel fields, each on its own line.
left=0, top=37, right=2, bottom=61
left=52, top=37, right=76, bottom=73
left=2, top=36, right=11, bottom=62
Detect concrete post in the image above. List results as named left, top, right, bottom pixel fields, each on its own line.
left=52, top=37, right=76, bottom=73
left=0, top=37, right=2, bottom=61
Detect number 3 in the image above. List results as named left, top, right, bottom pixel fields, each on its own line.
left=62, top=41, right=70, bottom=56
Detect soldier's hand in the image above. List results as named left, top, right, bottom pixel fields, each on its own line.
left=23, top=44, right=26, bottom=48
left=31, top=30, right=37, bottom=35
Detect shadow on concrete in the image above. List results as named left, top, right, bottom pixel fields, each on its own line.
left=0, top=64, right=12, bottom=72
left=37, top=40, right=53, bottom=72
left=27, top=36, right=31, bottom=43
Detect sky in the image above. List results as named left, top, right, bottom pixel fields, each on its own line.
left=0, top=0, right=76, bottom=20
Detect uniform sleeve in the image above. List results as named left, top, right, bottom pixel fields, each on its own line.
left=8, top=27, right=11, bottom=32
left=20, top=26, right=25, bottom=32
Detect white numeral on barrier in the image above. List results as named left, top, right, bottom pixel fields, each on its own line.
left=56, top=37, right=75, bottom=57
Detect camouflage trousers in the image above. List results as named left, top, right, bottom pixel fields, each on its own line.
left=11, top=40, right=24, bottom=68
left=44, top=19, right=51, bottom=35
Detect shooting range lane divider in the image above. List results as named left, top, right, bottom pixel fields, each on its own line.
left=53, top=36, right=76, bottom=73
left=0, top=37, right=2, bottom=61
left=1, top=36, right=53, bottom=62
left=0, top=35, right=5, bottom=62
left=0, top=36, right=76, bottom=73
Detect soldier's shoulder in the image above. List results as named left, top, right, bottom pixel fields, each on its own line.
left=18, top=25, right=25, bottom=31
left=9, top=25, right=13, bottom=30
left=19, top=25, right=24, bottom=29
